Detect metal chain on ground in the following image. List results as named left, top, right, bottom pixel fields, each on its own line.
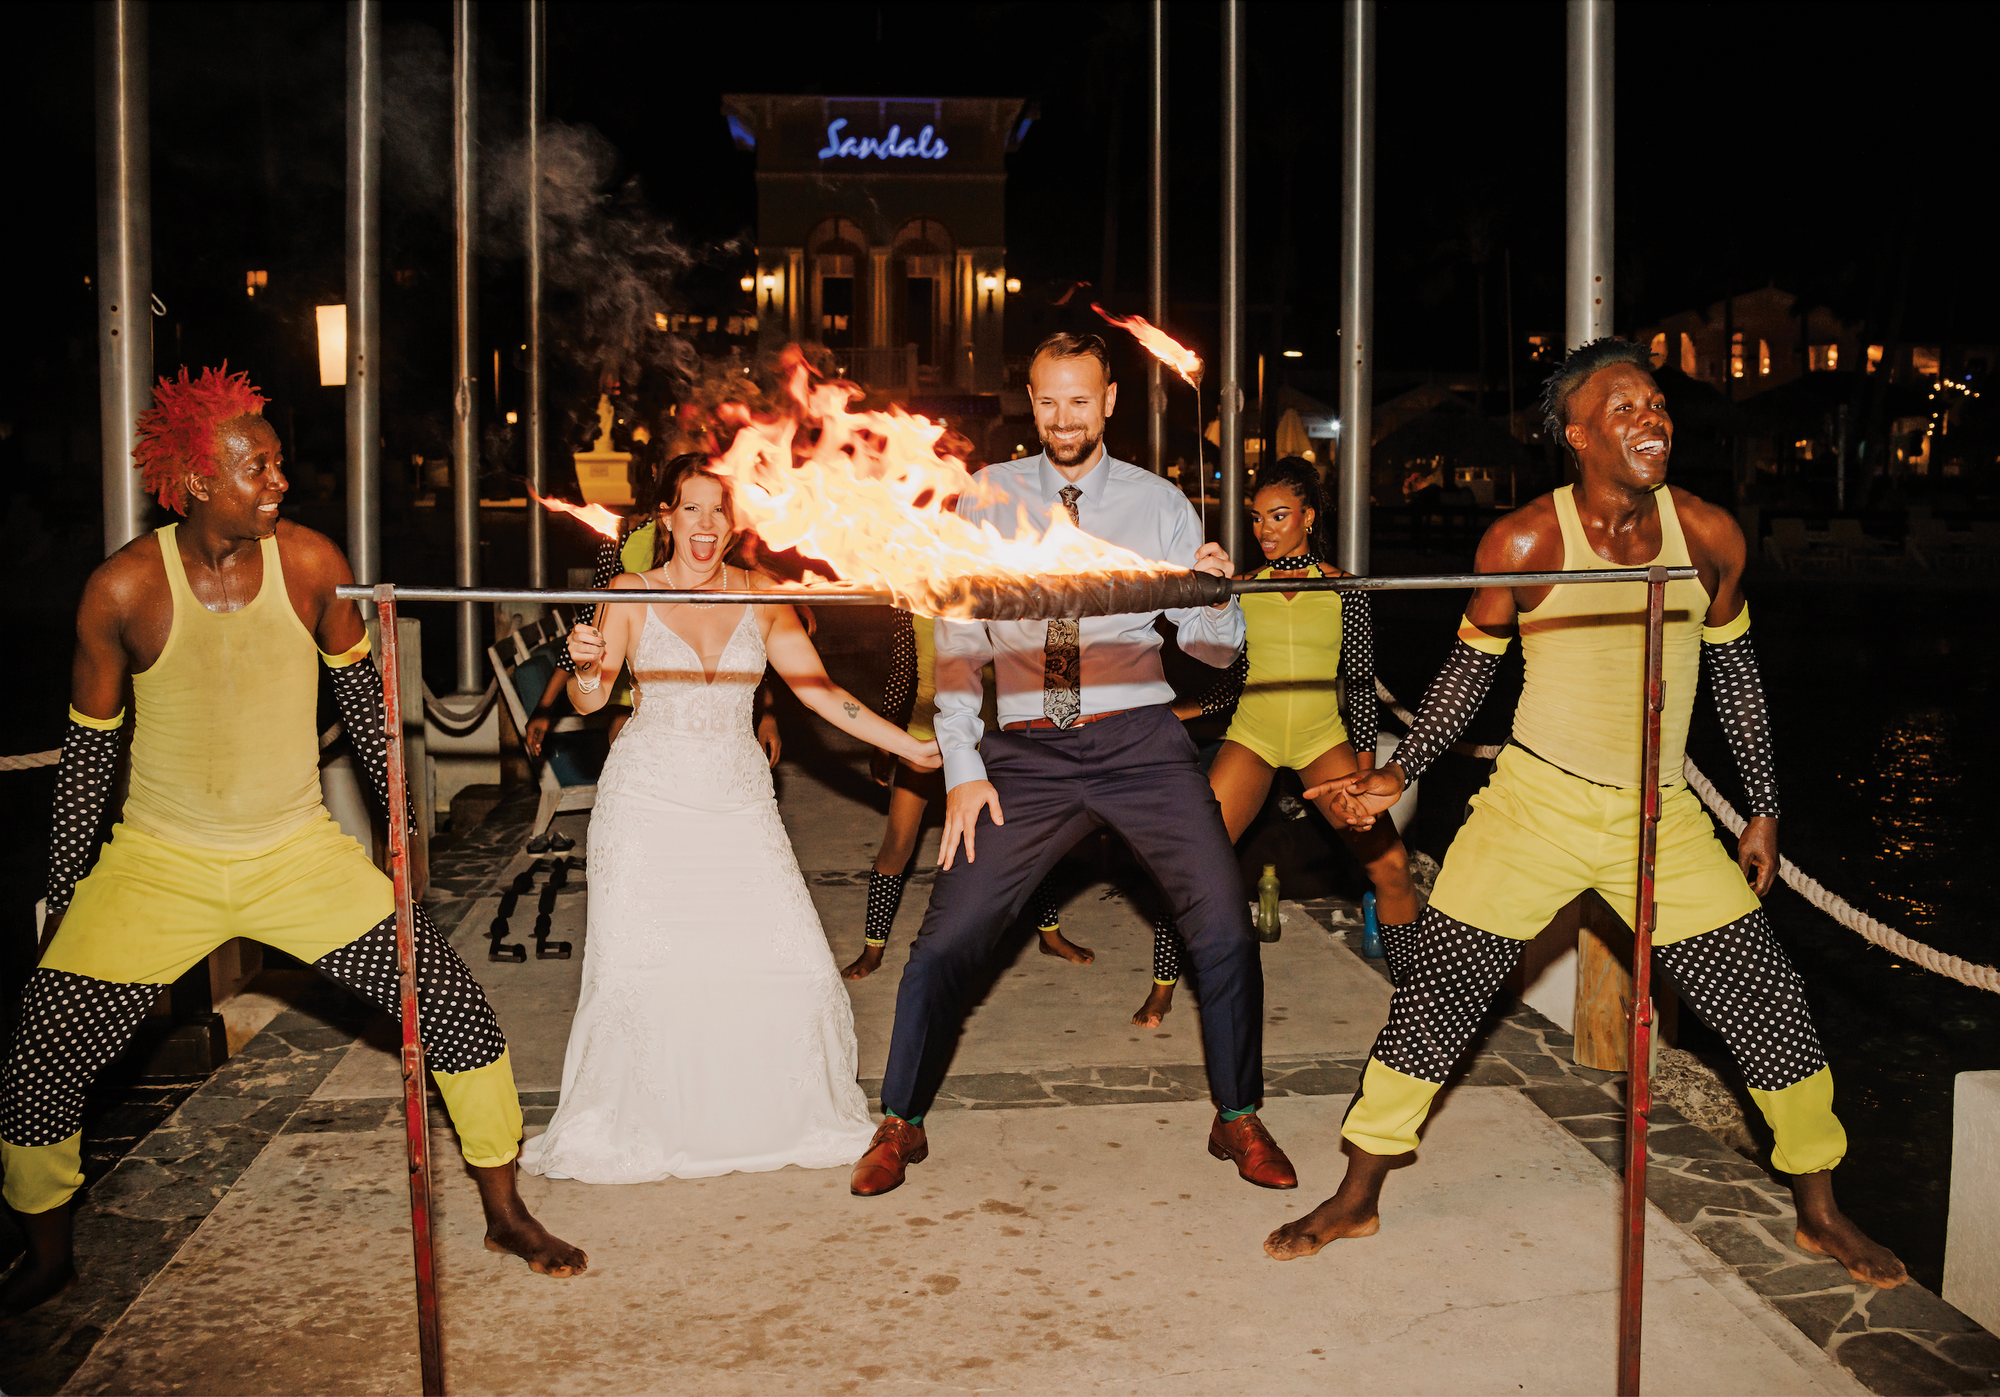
left=1681, top=756, right=2000, bottom=995
left=1373, top=677, right=1999, bottom=995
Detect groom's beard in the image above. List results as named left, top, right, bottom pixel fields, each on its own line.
left=1040, top=425, right=1103, bottom=467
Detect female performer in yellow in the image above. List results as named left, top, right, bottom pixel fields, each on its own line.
left=1137, top=456, right=1420, bottom=1026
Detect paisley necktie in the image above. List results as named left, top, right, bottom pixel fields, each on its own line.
left=1042, top=485, right=1084, bottom=728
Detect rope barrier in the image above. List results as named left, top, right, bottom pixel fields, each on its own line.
left=0, top=750, right=60, bottom=771
left=1371, top=678, right=2000, bottom=997
left=1680, top=756, right=2000, bottom=995
left=420, top=679, right=500, bottom=734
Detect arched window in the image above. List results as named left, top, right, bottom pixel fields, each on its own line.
left=1649, top=332, right=1667, bottom=368
left=807, top=218, right=867, bottom=348
left=1730, top=331, right=1745, bottom=380
left=1758, top=338, right=1771, bottom=376
left=1680, top=332, right=1697, bottom=377
left=893, top=219, right=956, bottom=372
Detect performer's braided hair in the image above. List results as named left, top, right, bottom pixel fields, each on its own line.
left=1253, top=455, right=1336, bottom=562
left=131, top=364, right=269, bottom=513
left=1540, top=338, right=1652, bottom=447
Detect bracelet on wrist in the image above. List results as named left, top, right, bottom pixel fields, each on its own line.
left=576, top=671, right=600, bottom=695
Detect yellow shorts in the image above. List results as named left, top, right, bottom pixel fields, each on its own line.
left=1223, top=684, right=1349, bottom=771
left=47, top=814, right=394, bottom=984
left=1427, top=744, right=1760, bottom=945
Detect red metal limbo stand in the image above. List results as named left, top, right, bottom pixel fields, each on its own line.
left=1618, top=565, right=1670, bottom=1396
left=373, top=585, right=443, bottom=1397
left=349, top=563, right=1683, bottom=1397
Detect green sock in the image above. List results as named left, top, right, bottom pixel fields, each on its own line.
left=887, top=1110, right=924, bottom=1127
left=1219, top=1105, right=1257, bottom=1122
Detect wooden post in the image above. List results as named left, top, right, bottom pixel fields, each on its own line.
left=1573, top=907, right=1631, bottom=1071
left=377, top=586, right=444, bottom=1397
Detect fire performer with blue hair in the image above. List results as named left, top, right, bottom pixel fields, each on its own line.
left=0, top=367, right=586, bottom=1314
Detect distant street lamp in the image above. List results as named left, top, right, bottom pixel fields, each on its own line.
left=316, top=304, right=348, bottom=386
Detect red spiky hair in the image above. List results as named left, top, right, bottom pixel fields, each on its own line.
left=131, top=364, right=269, bottom=513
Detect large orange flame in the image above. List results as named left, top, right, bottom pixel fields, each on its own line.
left=533, top=491, right=623, bottom=540
left=708, top=355, right=1173, bottom=618
left=1092, top=305, right=1203, bottom=388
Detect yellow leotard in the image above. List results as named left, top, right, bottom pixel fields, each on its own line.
left=1221, top=564, right=1348, bottom=769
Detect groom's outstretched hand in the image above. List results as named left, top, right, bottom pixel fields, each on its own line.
left=939, top=780, right=1004, bottom=871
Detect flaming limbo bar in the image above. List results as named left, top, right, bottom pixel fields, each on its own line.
left=335, top=565, right=1697, bottom=619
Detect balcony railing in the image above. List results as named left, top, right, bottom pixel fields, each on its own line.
left=835, top=344, right=919, bottom=394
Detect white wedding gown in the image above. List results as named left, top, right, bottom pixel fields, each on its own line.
left=520, top=604, right=875, bottom=1183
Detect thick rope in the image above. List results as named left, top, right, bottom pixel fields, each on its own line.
left=1372, top=677, right=1999, bottom=995
left=420, top=678, right=500, bottom=733
left=0, top=750, right=60, bottom=771
left=1681, top=756, right=2000, bottom=995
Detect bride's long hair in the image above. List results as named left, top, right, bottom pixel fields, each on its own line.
left=650, top=452, right=749, bottom=568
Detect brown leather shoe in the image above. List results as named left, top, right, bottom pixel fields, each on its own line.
left=851, top=1117, right=928, bottom=1196
left=1208, top=1111, right=1298, bottom=1189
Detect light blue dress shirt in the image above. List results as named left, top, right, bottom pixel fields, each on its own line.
left=935, top=452, right=1245, bottom=790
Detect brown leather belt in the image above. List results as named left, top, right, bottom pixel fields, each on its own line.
left=1002, top=708, right=1137, bottom=732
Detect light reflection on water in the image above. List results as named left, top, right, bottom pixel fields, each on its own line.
left=1849, top=709, right=1962, bottom=925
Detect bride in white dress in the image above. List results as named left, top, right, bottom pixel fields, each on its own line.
left=520, top=459, right=939, bottom=1183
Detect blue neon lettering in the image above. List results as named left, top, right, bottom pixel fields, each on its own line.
left=817, top=118, right=949, bottom=161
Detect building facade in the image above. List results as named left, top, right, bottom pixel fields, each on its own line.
left=721, top=95, right=1028, bottom=402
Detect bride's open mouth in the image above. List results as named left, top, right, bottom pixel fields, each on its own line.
left=687, top=532, right=720, bottom=563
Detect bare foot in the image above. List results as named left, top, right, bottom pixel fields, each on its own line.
left=1132, top=982, right=1175, bottom=1028
left=1263, top=1194, right=1380, bottom=1260
left=1793, top=1172, right=1906, bottom=1288
left=1038, top=930, right=1095, bottom=964
left=1263, top=1144, right=1397, bottom=1261
left=842, top=944, right=885, bottom=980
left=0, top=1204, right=76, bottom=1315
left=483, top=1220, right=590, bottom=1277
left=472, top=1162, right=588, bottom=1278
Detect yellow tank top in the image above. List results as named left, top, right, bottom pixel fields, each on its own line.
left=907, top=613, right=939, bottom=741
left=1241, top=564, right=1344, bottom=698
left=1511, top=485, right=1709, bottom=788
left=124, top=524, right=328, bottom=850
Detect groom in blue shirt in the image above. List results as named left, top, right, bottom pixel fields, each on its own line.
left=852, top=332, right=1296, bottom=1195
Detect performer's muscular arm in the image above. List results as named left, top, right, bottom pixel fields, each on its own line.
left=1675, top=489, right=1780, bottom=894
left=1309, top=505, right=1559, bottom=826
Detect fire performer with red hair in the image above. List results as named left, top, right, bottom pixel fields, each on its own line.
left=852, top=333, right=1298, bottom=1196
left=0, top=367, right=586, bottom=1314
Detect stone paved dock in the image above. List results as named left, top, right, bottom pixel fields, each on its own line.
left=10, top=756, right=1999, bottom=1395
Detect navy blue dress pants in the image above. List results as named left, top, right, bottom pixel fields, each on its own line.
left=878, top=704, right=1263, bottom=1121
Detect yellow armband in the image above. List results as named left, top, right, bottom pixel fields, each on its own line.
left=1455, top=616, right=1514, bottom=656
left=320, top=636, right=373, bottom=668
left=1701, top=604, right=1751, bottom=645
left=68, top=706, right=126, bottom=731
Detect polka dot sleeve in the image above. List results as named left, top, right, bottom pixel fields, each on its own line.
left=881, top=609, right=918, bottom=730
left=1194, top=649, right=1247, bottom=718
left=45, top=715, right=123, bottom=913
left=1702, top=628, right=1780, bottom=819
left=552, top=533, right=627, bottom=676
left=1389, top=639, right=1500, bottom=784
left=327, top=656, right=399, bottom=819
left=1339, top=591, right=1380, bottom=759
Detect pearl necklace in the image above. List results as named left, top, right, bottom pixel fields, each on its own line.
left=674, top=564, right=729, bottom=608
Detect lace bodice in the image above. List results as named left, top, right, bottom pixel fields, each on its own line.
left=598, top=606, right=772, bottom=810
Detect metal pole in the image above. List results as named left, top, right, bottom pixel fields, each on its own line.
left=346, top=0, right=383, bottom=610
left=524, top=0, right=548, bottom=588
left=1566, top=0, right=1614, bottom=350
left=373, top=588, right=444, bottom=1396
left=1146, top=0, right=1168, bottom=476
left=95, top=0, right=152, bottom=556
left=1336, top=0, right=1375, bottom=576
left=452, top=0, right=482, bottom=693
left=1218, top=0, right=1246, bottom=569
left=1617, top=565, right=1666, bottom=1396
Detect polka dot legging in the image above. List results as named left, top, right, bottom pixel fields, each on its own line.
left=1371, top=905, right=1825, bottom=1090
left=1, top=906, right=505, bottom=1149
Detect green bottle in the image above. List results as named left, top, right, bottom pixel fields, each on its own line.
left=1257, top=864, right=1282, bottom=942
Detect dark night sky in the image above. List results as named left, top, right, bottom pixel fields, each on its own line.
left=2, top=1, right=1994, bottom=487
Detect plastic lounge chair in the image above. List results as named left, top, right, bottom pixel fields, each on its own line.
left=487, top=627, right=609, bottom=842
